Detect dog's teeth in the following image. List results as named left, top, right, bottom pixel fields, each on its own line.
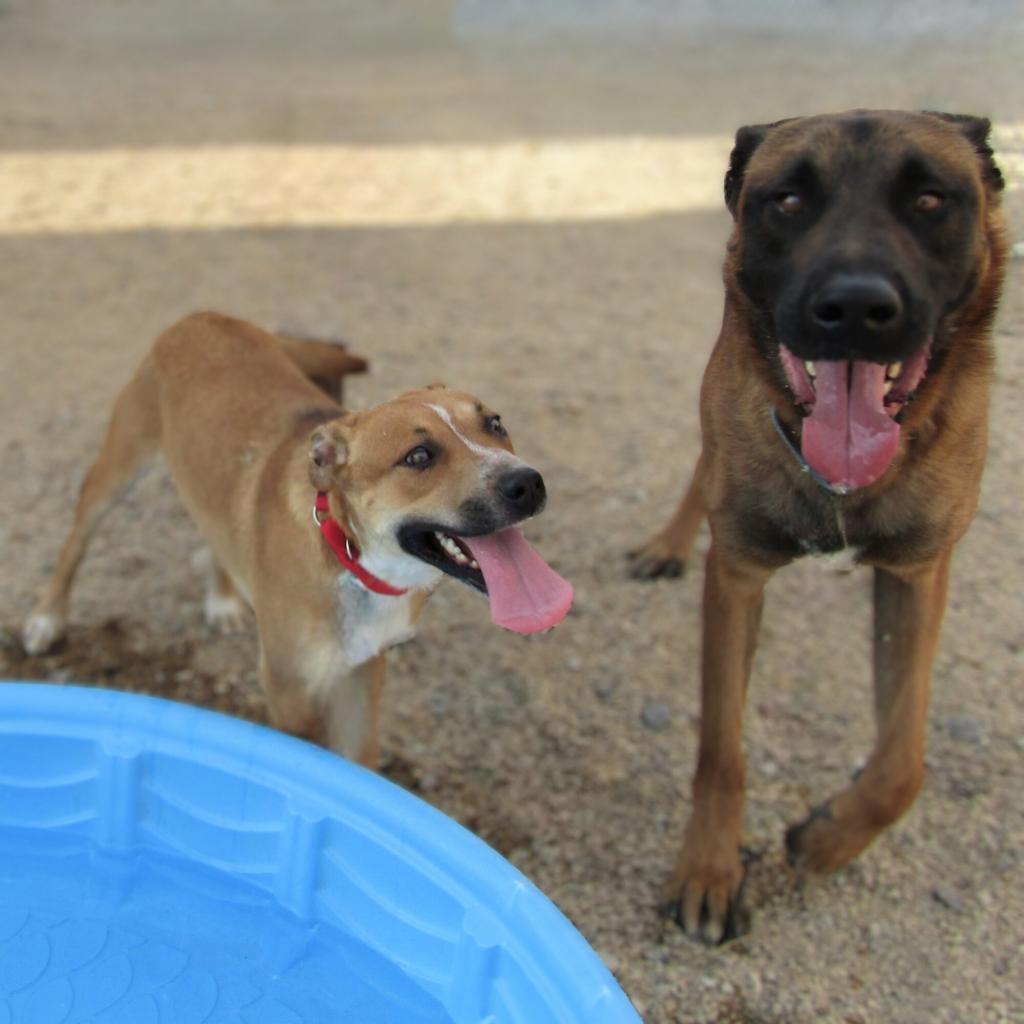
left=469, top=560, right=479, bottom=570
left=437, top=533, right=473, bottom=566
left=804, top=361, right=816, bottom=377
left=883, top=379, right=894, bottom=395
left=887, top=361, right=902, bottom=379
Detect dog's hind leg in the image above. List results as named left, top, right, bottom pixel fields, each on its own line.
left=194, top=547, right=249, bottom=634
left=23, top=359, right=161, bottom=655
left=630, top=452, right=709, bottom=579
left=785, top=551, right=952, bottom=873
left=274, top=331, right=368, bottom=405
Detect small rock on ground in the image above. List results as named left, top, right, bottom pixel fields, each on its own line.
left=641, top=700, right=672, bottom=731
left=945, top=714, right=983, bottom=744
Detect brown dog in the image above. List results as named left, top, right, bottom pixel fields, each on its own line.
left=23, top=313, right=573, bottom=764
left=631, top=110, right=1006, bottom=943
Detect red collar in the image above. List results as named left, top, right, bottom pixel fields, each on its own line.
left=313, top=492, right=409, bottom=597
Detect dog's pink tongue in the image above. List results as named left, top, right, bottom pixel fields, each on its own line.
left=802, top=360, right=900, bottom=491
left=460, top=528, right=573, bottom=634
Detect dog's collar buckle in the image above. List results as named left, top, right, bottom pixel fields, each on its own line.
left=313, top=492, right=409, bottom=597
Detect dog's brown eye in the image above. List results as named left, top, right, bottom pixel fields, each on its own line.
left=774, top=192, right=804, bottom=215
left=487, top=415, right=507, bottom=438
left=404, top=446, right=434, bottom=468
left=913, top=191, right=944, bottom=214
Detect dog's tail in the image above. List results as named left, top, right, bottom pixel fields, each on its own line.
left=274, top=330, right=369, bottom=403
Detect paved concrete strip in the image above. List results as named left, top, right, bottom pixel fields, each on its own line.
left=1, top=127, right=1018, bottom=235
left=0, top=137, right=733, bottom=233
left=994, top=123, right=1024, bottom=193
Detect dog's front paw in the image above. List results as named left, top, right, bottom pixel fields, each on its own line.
left=203, top=592, right=249, bottom=635
left=784, top=801, right=852, bottom=874
left=22, top=611, right=66, bottom=656
left=627, top=537, right=686, bottom=580
left=785, top=800, right=878, bottom=875
left=661, top=845, right=749, bottom=946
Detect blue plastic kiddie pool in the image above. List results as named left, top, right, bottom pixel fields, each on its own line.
left=0, top=683, right=640, bottom=1023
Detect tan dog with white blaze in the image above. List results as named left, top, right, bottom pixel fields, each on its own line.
left=23, top=313, right=573, bottom=764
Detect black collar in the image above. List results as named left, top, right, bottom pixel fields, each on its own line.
left=770, top=408, right=850, bottom=497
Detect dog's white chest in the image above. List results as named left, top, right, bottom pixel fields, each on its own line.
left=336, top=580, right=417, bottom=668
left=806, top=546, right=862, bottom=574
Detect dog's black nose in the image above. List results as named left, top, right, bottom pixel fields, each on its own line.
left=497, top=467, right=546, bottom=516
left=806, top=273, right=905, bottom=352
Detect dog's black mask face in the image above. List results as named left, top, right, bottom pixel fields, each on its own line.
left=727, top=110, right=1002, bottom=370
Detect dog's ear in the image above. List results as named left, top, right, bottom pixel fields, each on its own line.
left=927, top=112, right=1004, bottom=193
left=308, top=420, right=351, bottom=490
left=725, top=123, right=773, bottom=217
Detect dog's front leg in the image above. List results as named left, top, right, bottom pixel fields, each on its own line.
left=786, top=550, right=952, bottom=873
left=352, top=653, right=386, bottom=772
left=665, top=542, right=770, bottom=944
left=322, top=653, right=386, bottom=770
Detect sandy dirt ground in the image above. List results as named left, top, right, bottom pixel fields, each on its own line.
left=1, top=3, right=1023, bottom=1021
